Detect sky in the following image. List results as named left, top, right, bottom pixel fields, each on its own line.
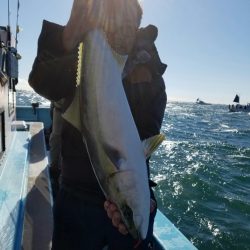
left=1, top=0, right=250, bottom=104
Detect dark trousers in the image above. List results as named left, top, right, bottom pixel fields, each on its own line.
left=52, top=187, right=156, bottom=250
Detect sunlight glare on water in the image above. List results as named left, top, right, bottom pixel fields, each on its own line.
left=150, top=102, right=250, bottom=250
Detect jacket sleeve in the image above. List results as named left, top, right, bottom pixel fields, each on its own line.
left=123, top=39, right=167, bottom=139
left=123, top=76, right=167, bottom=140
left=29, top=20, right=78, bottom=101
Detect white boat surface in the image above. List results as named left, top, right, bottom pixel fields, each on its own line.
left=196, top=98, right=211, bottom=105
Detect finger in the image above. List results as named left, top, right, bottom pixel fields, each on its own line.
left=109, top=203, right=118, bottom=213
left=104, top=201, right=117, bottom=213
left=107, top=208, right=114, bottom=219
left=112, top=211, right=122, bottom=227
left=118, top=223, right=128, bottom=235
left=104, top=200, right=111, bottom=211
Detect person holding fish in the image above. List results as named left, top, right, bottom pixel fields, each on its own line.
left=29, top=0, right=167, bottom=249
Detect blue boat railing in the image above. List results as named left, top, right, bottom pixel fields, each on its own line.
left=0, top=131, right=29, bottom=250
left=16, top=105, right=52, bottom=129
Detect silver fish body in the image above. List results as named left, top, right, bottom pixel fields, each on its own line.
left=63, top=29, right=151, bottom=239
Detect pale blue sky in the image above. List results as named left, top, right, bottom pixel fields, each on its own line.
left=1, top=0, right=250, bottom=104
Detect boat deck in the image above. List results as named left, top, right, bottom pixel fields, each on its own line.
left=22, top=122, right=53, bottom=250
left=0, top=122, right=53, bottom=250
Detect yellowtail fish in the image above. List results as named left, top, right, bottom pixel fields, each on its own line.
left=63, top=29, right=164, bottom=240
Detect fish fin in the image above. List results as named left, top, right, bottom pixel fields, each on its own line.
left=142, top=134, right=165, bottom=158
left=76, top=42, right=84, bottom=86
left=62, top=42, right=84, bottom=131
left=62, top=87, right=81, bottom=131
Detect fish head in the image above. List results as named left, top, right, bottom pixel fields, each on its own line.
left=108, top=169, right=150, bottom=239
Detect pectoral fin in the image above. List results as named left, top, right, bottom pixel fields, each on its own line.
left=62, top=87, right=81, bottom=132
left=142, top=134, right=165, bottom=159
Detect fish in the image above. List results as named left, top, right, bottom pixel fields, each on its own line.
left=62, top=29, right=164, bottom=240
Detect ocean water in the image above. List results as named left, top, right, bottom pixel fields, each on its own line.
left=150, top=102, right=250, bottom=250
left=16, top=90, right=250, bottom=249
left=16, top=89, right=50, bottom=107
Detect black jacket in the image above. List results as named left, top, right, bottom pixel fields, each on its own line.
left=29, top=20, right=167, bottom=202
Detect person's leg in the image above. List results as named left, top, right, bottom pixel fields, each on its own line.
left=49, top=108, right=62, bottom=170
left=52, top=188, right=107, bottom=250
left=49, top=108, right=63, bottom=199
left=105, top=221, right=135, bottom=250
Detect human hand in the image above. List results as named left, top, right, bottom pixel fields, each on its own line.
left=104, top=200, right=129, bottom=235
left=104, top=199, right=157, bottom=235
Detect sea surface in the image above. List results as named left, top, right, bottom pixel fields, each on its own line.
left=150, top=102, right=250, bottom=250
left=16, top=91, right=250, bottom=250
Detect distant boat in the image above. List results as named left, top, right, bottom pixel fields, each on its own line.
left=233, top=94, right=240, bottom=103
left=228, top=94, right=250, bottom=112
left=196, top=98, right=211, bottom=105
